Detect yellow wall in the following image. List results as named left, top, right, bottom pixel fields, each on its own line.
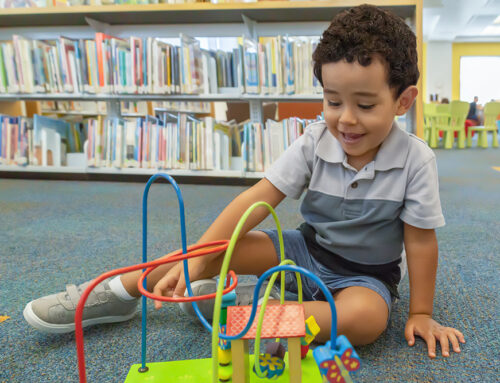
left=452, top=43, right=500, bottom=100
left=422, top=41, right=427, bottom=103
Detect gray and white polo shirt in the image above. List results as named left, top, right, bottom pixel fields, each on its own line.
left=265, top=120, right=445, bottom=267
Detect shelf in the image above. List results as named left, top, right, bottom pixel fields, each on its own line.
left=0, top=93, right=323, bottom=102
left=86, top=167, right=255, bottom=178
left=0, top=165, right=86, bottom=173
left=41, top=110, right=152, bottom=117
left=0, top=0, right=423, bottom=183
left=153, top=109, right=211, bottom=114
left=0, top=164, right=264, bottom=184
left=41, top=110, right=107, bottom=116
left=0, top=1, right=417, bottom=27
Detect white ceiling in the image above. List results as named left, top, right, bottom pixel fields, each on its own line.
left=424, top=0, right=500, bottom=41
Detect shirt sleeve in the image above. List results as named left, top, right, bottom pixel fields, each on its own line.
left=400, top=156, right=445, bottom=229
left=264, top=131, right=315, bottom=199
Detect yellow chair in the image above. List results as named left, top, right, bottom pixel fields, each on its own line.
left=440, top=101, right=469, bottom=149
left=431, top=104, right=451, bottom=148
left=423, top=103, right=438, bottom=147
left=468, top=102, right=500, bottom=148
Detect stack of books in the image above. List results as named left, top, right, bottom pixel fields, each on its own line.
left=241, top=116, right=322, bottom=172
left=0, top=33, right=321, bottom=96
left=1, top=111, right=323, bottom=171
left=0, top=114, right=85, bottom=166
left=85, top=114, right=232, bottom=171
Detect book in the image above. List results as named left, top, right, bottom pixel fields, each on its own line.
left=0, top=45, right=7, bottom=93
left=243, top=37, right=259, bottom=94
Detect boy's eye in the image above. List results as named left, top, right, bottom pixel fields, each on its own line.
left=327, top=101, right=340, bottom=107
left=359, top=104, right=375, bottom=110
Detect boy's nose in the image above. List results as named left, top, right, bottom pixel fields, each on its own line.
left=339, top=107, right=357, bottom=125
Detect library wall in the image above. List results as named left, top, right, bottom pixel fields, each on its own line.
left=278, top=102, right=323, bottom=120
left=425, top=41, right=452, bottom=103
left=451, top=42, right=500, bottom=101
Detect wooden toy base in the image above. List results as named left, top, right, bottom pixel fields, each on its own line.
left=124, top=350, right=323, bottom=382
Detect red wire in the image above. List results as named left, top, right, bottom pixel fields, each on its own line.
left=138, top=266, right=237, bottom=302
left=75, top=240, right=230, bottom=383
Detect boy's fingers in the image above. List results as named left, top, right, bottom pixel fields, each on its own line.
left=173, top=274, right=187, bottom=299
left=438, top=333, right=450, bottom=357
left=448, top=332, right=461, bottom=353
left=152, top=272, right=176, bottom=309
left=405, top=324, right=415, bottom=346
left=454, top=329, right=466, bottom=343
left=424, top=333, right=436, bottom=358
left=152, top=279, right=166, bottom=309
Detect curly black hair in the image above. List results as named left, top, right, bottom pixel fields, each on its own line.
left=313, top=4, right=419, bottom=98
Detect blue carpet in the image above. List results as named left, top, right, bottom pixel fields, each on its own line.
left=0, top=147, right=498, bottom=382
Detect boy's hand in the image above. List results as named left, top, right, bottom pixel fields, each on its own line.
left=405, top=314, right=465, bottom=358
left=152, top=258, right=207, bottom=310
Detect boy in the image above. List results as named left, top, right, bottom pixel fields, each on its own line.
left=24, top=4, right=464, bottom=358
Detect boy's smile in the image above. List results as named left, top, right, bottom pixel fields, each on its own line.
left=322, top=58, right=416, bottom=170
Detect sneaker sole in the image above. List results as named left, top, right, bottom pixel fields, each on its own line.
left=23, top=301, right=137, bottom=334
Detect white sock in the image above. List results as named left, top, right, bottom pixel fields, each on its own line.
left=109, top=276, right=137, bottom=301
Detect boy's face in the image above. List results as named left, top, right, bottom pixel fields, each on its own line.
left=322, top=58, right=416, bottom=168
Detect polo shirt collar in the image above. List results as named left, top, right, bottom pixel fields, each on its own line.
left=316, top=121, right=409, bottom=171
left=374, top=122, right=409, bottom=171
left=316, top=125, right=344, bottom=163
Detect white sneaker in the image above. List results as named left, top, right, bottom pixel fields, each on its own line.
left=23, top=280, right=138, bottom=334
left=180, top=279, right=281, bottom=321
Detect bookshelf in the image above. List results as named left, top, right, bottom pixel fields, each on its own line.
left=0, top=1, right=418, bottom=27
left=0, top=0, right=423, bottom=184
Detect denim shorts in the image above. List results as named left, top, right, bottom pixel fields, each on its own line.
left=259, top=229, right=393, bottom=317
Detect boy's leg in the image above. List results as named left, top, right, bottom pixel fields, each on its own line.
left=174, top=231, right=283, bottom=319
left=302, top=286, right=389, bottom=345
left=23, top=231, right=279, bottom=333
left=168, top=231, right=389, bottom=346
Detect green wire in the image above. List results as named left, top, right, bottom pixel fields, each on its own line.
left=253, top=259, right=303, bottom=378
left=210, top=201, right=305, bottom=383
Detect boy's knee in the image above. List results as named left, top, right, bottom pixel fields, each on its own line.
left=341, top=294, right=388, bottom=345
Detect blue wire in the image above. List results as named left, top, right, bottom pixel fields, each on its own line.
left=253, top=265, right=337, bottom=347
left=141, top=174, right=337, bottom=372
left=193, top=264, right=337, bottom=345
left=141, top=173, right=212, bottom=369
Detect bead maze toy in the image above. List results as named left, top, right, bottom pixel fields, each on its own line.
left=74, top=173, right=361, bottom=383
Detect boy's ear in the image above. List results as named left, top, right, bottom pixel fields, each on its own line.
left=396, top=86, right=418, bottom=115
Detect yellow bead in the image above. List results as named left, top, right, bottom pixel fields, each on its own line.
left=218, top=347, right=232, bottom=366
left=218, top=364, right=232, bottom=381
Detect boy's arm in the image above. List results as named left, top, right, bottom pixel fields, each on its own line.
left=153, top=178, right=286, bottom=305
left=404, top=223, right=465, bottom=358
left=196, top=177, right=286, bottom=250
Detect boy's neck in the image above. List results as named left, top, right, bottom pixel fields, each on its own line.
left=347, top=145, right=381, bottom=171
